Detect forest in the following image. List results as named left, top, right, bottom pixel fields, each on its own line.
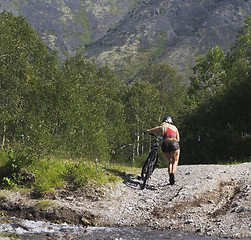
left=0, top=11, right=250, bottom=192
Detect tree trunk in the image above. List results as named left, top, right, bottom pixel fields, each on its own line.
left=136, top=131, right=140, bottom=155
left=2, top=125, right=6, bottom=147
left=132, top=144, right=135, bottom=162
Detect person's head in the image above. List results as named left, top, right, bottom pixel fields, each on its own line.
left=162, top=116, right=173, bottom=124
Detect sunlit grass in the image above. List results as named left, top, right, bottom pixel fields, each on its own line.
left=29, top=158, right=67, bottom=193
left=26, top=156, right=140, bottom=194
left=217, top=156, right=251, bottom=165
left=1, top=146, right=141, bottom=195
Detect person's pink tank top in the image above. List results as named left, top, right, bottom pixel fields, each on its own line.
left=163, top=127, right=176, bottom=139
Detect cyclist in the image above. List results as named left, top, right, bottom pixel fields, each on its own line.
left=144, top=116, right=180, bottom=185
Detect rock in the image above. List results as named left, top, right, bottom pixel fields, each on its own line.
left=185, top=219, right=193, bottom=224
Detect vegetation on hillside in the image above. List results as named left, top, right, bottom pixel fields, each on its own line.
left=181, top=16, right=251, bottom=164
left=0, top=11, right=250, bottom=193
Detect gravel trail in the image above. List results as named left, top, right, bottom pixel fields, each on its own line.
left=0, top=163, right=250, bottom=239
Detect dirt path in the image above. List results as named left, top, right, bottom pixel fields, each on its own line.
left=0, top=163, right=250, bottom=239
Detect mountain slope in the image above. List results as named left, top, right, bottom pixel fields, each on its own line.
left=83, top=0, right=251, bottom=78
left=0, top=0, right=140, bottom=56
left=1, top=0, right=250, bottom=79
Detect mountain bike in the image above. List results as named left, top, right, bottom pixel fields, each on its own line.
left=141, top=133, right=162, bottom=190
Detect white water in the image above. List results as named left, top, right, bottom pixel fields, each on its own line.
left=0, top=217, right=237, bottom=240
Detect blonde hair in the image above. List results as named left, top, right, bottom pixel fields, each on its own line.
left=161, top=122, right=168, bottom=136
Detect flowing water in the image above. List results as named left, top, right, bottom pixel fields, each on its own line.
left=0, top=217, right=236, bottom=240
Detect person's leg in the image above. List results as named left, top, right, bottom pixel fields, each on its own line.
left=171, top=149, right=180, bottom=174
left=163, top=150, right=180, bottom=185
left=169, top=149, right=180, bottom=185
left=163, top=152, right=174, bottom=184
left=163, top=152, right=172, bottom=174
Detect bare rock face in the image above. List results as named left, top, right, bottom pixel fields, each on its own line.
left=0, top=163, right=250, bottom=239
left=0, top=0, right=139, bottom=56
left=1, top=0, right=251, bottom=78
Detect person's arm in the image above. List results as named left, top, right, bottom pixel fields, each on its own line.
left=145, top=126, right=162, bottom=135
left=176, top=128, right=180, bottom=142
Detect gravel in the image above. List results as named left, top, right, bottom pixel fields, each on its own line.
left=1, top=163, right=250, bottom=239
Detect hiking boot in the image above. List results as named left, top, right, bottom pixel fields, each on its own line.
left=170, top=173, right=175, bottom=185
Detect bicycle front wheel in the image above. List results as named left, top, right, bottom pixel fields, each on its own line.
left=141, top=162, right=150, bottom=190
left=148, top=152, right=158, bottom=177
left=141, top=152, right=157, bottom=189
left=141, top=157, right=150, bottom=181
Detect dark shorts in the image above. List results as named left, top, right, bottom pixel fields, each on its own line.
left=161, top=140, right=180, bottom=153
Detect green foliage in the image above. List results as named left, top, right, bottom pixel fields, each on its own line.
left=188, top=46, right=226, bottom=105
left=0, top=11, right=128, bottom=163
left=64, top=160, right=108, bottom=187
left=1, top=9, right=249, bottom=194
left=0, top=11, right=59, bottom=151
left=0, top=148, right=9, bottom=169
left=182, top=15, right=251, bottom=164
left=0, top=144, right=38, bottom=188
left=29, top=157, right=127, bottom=194
left=141, top=63, right=188, bottom=120
left=151, top=31, right=167, bottom=60
left=60, top=55, right=127, bottom=160
left=31, top=158, right=67, bottom=193
left=6, top=144, right=39, bottom=173
left=75, top=6, right=91, bottom=46
left=2, top=176, right=16, bottom=188
left=121, top=80, right=160, bottom=159
left=122, top=63, right=187, bottom=163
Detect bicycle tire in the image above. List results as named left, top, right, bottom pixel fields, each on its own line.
left=152, top=152, right=159, bottom=171
left=141, top=162, right=150, bottom=190
left=141, top=156, right=150, bottom=181
left=141, top=152, right=157, bottom=189
left=148, top=152, right=158, bottom=177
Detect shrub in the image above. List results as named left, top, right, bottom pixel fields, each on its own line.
left=0, top=145, right=39, bottom=188
left=64, top=160, right=107, bottom=187
left=31, top=158, right=67, bottom=193
left=0, top=149, right=9, bottom=177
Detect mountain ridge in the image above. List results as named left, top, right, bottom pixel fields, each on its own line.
left=83, top=0, right=251, bottom=78
left=1, top=0, right=250, bottom=79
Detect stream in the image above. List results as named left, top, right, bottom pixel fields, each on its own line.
left=0, top=217, right=237, bottom=240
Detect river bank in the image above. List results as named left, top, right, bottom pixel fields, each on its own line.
left=0, top=163, right=250, bottom=239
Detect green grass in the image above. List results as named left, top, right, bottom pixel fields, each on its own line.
left=217, top=156, right=251, bottom=165
left=151, top=31, right=167, bottom=60
left=74, top=6, right=92, bottom=45
left=1, top=147, right=140, bottom=195
left=25, top=156, right=140, bottom=194
left=30, top=158, right=67, bottom=193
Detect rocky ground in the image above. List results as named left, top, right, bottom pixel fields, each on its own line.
left=0, top=163, right=250, bottom=239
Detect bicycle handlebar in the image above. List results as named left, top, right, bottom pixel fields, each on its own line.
left=150, top=133, right=162, bottom=141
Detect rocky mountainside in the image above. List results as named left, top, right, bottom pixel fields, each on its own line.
left=0, top=0, right=140, bottom=57
left=1, top=0, right=251, bottom=79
